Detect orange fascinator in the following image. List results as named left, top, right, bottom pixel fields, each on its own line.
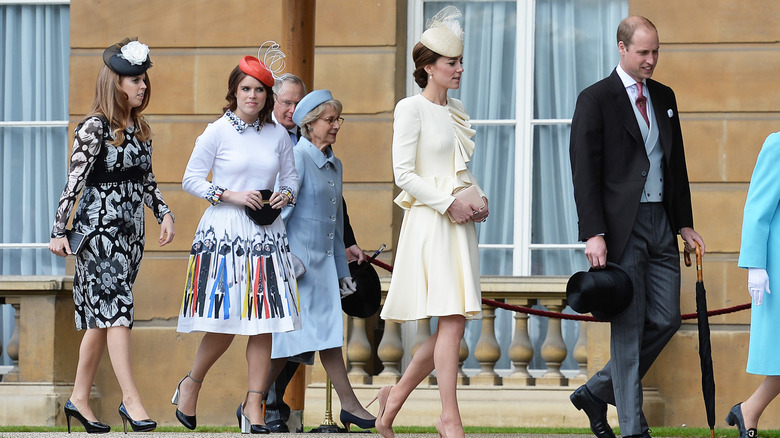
left=239, top=41, right=287, bottom=88
left=239, top=56, right=274, bottom=87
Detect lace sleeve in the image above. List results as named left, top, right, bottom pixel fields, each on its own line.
left=50, top=117, right=104, bottom=238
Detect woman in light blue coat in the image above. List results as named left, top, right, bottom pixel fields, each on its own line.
left=268, top=90, right=375, bottom=431
left=727, top=132, right=780, bottom=438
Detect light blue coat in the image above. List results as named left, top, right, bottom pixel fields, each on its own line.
left=271, top=138, right=348, bottom=358
left=738, top=131, right=780, bottom=375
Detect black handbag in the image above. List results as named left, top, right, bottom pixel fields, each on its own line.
left=245, top=190, right=281, bottom=226
left=65, top=229, right=90, bottom=255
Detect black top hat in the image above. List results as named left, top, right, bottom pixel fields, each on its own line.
left=342, top=261, right=381, bottom=318
left=245, top=190, right=281, bottom=226
left=102, top=37, right=152, bottom=76
left=566, top=262, right=634, bottom=321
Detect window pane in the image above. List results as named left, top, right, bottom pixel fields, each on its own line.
left=424, top=1, right=517, bottom=120
left=531, top=248, right=588, bottom=275
left=531, top=0, right=626, bottom=276
left=532, top=124, right=575, bottom=245
left=0, top=248, right=64, bottom=276
left=0, top=126, right=67, bottom=275
left=534, top=0, right=627, bottom=119
left=0, top=4, right=70, bottom=276
left=472, top=125, right=514, bottom=245
left=479, top=247, right=512, bottom=275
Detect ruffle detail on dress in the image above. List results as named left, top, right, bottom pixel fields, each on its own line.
left=449, top=103, right=477, bottom=191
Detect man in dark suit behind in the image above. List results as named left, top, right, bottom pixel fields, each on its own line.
left=568, top=16, right=705, bottom=438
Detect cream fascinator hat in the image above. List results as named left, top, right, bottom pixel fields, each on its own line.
left=420, top=6, right=464, bottom=57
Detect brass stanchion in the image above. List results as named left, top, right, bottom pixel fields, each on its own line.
left=309, top=376, right=342, bottom=433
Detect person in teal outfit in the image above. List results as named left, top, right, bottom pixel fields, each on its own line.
left=726, top=131, right=780, bottom=438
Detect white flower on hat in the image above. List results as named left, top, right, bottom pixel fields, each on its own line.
left=120, top=41, right=149, bottom=66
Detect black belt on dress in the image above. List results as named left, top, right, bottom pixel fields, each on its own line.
left=86, top=167, right=144, bottom=185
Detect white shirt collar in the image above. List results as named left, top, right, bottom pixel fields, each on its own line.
left=616, top=63, right=645, bottom=90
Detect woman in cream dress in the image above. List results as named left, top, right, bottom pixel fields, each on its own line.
left=375, top=7, right=488, bottom=438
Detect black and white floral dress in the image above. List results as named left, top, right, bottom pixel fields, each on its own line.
left=51, top=116, right=172, bottom=330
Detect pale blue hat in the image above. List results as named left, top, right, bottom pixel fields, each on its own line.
left=292, top=89, right=333, bottom=127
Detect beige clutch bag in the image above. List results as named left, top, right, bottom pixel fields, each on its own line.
left=447, top=186, right=485, bottom=223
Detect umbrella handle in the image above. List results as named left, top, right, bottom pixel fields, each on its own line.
left=695, top=242, right=703, bottom=282
left=683, top=242, right=704, bottom=282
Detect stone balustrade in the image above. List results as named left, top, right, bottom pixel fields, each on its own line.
left=301, top=275, right=615, bottom=428
left=344, top=275, right=588, bottom=387
left=0, top=274, right=605, bottom=428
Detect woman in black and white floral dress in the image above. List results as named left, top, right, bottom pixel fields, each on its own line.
left=49, top=38, right=174, bottom=433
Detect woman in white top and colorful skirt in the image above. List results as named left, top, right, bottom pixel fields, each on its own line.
left=172, top=47, right=301, bottom=434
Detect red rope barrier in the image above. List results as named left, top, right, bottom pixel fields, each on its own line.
left=369, top=258, right=752, bottom=322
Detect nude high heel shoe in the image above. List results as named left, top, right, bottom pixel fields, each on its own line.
left=366, top=386, right=394, bottom=438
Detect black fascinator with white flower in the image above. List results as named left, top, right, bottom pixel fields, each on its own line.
left=102, top=37, right=152, bottom=76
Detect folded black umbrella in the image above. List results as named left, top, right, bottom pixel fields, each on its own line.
left=685, top=243, right=715, bottom=438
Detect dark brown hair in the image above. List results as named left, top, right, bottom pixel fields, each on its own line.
left=222, top=65, right=275, bottom=124
left=412, top=42, right=443, bottom=89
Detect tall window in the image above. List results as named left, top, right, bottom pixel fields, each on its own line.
left=0, top=2, right=69, bottom=366
left=0, top=3, right=69, bottom=275
left=409, top=0, right=627, bottom=371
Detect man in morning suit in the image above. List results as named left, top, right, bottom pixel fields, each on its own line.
left=568, top=16, right=706, bottom=438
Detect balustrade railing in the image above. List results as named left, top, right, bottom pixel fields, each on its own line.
left=345, top=275, right=588, bottom=388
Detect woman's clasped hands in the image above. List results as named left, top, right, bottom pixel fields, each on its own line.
left=222, top=190, right=290, bottom=210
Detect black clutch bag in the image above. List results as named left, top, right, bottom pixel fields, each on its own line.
left=65, top=229, right=89, bottom=255
left=245, top=190, right=281, bottom=226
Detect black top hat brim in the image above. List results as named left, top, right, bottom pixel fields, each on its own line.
left=342, top=261, right=381, bottom=318
left=566, top=262, right=634, bottom=321
left=245, top=190, right=281, bottom=226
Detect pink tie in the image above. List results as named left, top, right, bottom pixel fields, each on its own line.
left=635, top=82, right=649, bottom=126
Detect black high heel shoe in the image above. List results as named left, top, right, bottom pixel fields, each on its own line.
left=63, top=400, right=111, bottom=434
left=117, top=402, right=156, bottom=433
left=726, top=403, right=758, bottom=438
left=236, top=390, right=270, bottom=434
left=340, top=409, right=376, bottom=432
left=171, top=371, right=202, bottom=430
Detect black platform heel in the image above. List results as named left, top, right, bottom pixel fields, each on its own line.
left=340, top=409, right=376, bottom=432
left=63, top=399, right=111, bottom=434
left=117, top=402, right=156, bottom=433
left=171, top=371, right=202, bottom=430
left=237, top=390, right=270, bottom=434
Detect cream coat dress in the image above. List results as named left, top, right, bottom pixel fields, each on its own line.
left=381, top=94, right=484, bottom=322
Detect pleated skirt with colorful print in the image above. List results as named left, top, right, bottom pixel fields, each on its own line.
left=177, top=204, right=301, bottom=335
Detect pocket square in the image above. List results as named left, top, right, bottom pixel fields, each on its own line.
left=667, top=109, right=674, bottom=118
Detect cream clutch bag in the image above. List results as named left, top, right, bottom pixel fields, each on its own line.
left=447, top=186, right=485, bottom=223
